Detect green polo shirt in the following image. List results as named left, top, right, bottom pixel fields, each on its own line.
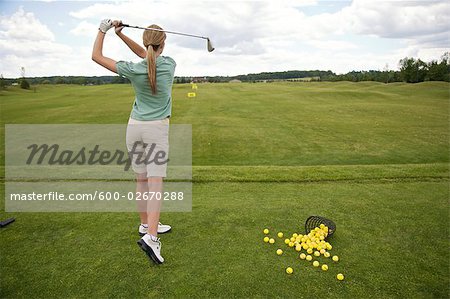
left=116, top=56, right=176, bottom=120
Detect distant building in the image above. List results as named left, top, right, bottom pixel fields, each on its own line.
left=191, top=77, right=208, bottom=83
left=229, top=79, right=242, bottom=83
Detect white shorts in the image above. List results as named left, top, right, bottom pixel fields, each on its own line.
left=126, top=118, right=169, bottom=177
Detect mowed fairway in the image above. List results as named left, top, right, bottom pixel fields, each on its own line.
left=0, top=82, right=449, bottom=298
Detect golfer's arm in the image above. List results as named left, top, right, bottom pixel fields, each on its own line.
left=117, top=32, right=147, bottom=59
left=92, top=31, right=117, bottom=73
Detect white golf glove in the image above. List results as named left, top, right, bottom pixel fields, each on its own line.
left=99, top=19, right=114, bottom=33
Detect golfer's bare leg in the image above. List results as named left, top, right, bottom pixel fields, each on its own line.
left=135, top=173, right=148, bottom=223
left=147, top=177, right=163, bottom=236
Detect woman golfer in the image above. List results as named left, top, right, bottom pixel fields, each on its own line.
left=92, top=19, right=175, bottom=264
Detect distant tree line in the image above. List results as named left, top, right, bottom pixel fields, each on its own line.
left=398, top=53, right=449, bottom=83
left=325, top=70, right=402, bottom=83
left=176, top=53, right=449, bottom=84
left=234, top=70, right=335, bottom=82
left=1, top=53, right=448, bottom=89
left=1, top=75, right=130, bottom=86
left=327, top=53, right=449, bottom=83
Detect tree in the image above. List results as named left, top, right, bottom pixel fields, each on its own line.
left=55, top=77, right=65, bottom=84
left=427, top=60, right=446, bottom=81
left=399, top=57, right=428, bottom=83
left=0, top=74, right=5, bottom=89
left=381, top=64, right=391, bottom=83
left=18, top=66, right=30, bottom=89
left=427, top=52, right=450, bottom=82
left=73, top=77, right=87, bottom=85
left=20, top=78, right=30, bottom=89
left=443, top=52, right=450, bottom=82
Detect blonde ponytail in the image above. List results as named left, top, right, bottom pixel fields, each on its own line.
left=142, top=24, right=166, bottom=95
left=147, top=45, right=157, bottom=95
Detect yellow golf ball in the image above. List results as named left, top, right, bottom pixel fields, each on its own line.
left=269, top=238, right=275, bottom=244
left=292, top=233, right=298, bottom=238
left=320, top=249, right=326, bottom=254
left=314, top=251, right=320, bottom=257
left=313, top=261, right=320, bottom=267
left=324, top=252, right=331, bottom=258
left=307, top=248, right=313, bottom=254
left=263, top=237, right=269, bottom=243
left=306, top=255, right=313, bottom=261
left=263, top=229, right=269, bottom=234
left=337, top=273, right=344, bottom=281
left=278, top=232, right=284, bottom=238
left=286, top=267, right=293, bottom=274
left=321, top=264, right=328, bottom=271
left=295, top=245, right=302, bottom=252
left=288, top=242, right=294, bottom=247
left=276, top=249, right=283, bottom=255
left=332, top=255, right=339, bottom=262
left=284, top=238, right=290, bottom=244
left=299, top=253, right=306, bottom=260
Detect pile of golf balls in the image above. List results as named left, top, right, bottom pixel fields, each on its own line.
left=263, top=225, right=344, bottom=281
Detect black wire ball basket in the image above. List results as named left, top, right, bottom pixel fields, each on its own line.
left=305, top=216, right=336, bottom=239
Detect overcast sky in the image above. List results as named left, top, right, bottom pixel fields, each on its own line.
left=0, top=0, right=449, bottom=77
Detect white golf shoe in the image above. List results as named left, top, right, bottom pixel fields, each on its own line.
left=138, top=222, right=172, bottom=236
left=157, top=222, right=172, bottom=234
left=137, top=234, right=164, bottom=264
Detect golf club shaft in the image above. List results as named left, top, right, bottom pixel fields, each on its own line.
left=122, top=24, right=208, bottom=40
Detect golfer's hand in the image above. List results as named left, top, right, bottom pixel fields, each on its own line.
left=99, top=19, right=114, bottom=33
left=113, top=20, right=124, bottom=34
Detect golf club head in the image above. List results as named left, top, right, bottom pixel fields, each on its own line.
left=207, top=38, right=215, bottom=52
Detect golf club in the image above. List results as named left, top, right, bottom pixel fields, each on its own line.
left=0, top=217, right=15, bottom=228
left=121, top=23, right=215, bottom=52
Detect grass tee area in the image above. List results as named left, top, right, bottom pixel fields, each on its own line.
left=0, top=82, right=449, bottom=298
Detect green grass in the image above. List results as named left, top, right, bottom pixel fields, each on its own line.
left=0, top=82, right=449, bottom=298
left=1, top=82, right=448, bottom=166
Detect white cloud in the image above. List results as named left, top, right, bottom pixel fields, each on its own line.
left=0, top=7, right=55, bottom=41
left=68, top=0, right=314, bottom=54
left=344, top=0, right=450, bottom=64
left=70, top=20, right=98, bottom=37
left=307, top=40, right=358, bottom=50
left=0, top=6, right=76, bottom=77
left=1, top=0, right=449, bottom=77
left=0, top=39, right=70, bottom=58
left=348, top=0, right=450, bottom=39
